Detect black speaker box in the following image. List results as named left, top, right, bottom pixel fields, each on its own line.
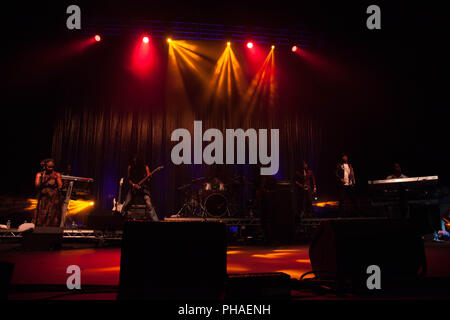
left=261, top=190, right=295, bottom=244
left=309, top=219, right=426, bottom=290
left=22, top=227, right=63, bottom=251
left=118, top=221, right=227, bottom=299
left=87, top=211, right=124, bottom=230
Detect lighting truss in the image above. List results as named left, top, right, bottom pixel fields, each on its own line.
left=82, top=19, right=320, bottom=47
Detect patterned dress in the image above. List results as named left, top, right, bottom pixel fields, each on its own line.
left=35, top=172, right=62, bottom=227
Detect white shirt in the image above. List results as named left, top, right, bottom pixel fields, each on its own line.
left=343, top=163, right=352, bottom=186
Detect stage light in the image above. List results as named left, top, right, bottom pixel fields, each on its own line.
left=25, top=198, right=95, bottom=215
left=271, top=45, right=275, bottom=49
left=247, top=42, right=253, bottom=49
left=167, top=38, right=172, bottom=43
left=291, top=45, right=298, bottom=52
left=94, top=34, right=101, bottom=42
left=227, top=42, right=231, bottom=46
left=142, top=36, right=150, bottom=43
left=208, top=43, right=245, bottom=108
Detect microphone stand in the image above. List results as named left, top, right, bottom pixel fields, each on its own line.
left=35, top=170, right=45, bottom=224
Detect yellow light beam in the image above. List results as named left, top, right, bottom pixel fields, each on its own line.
left=207, top=45, right=246, bottom=106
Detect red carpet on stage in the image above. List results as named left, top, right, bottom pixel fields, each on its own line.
left=3, top=241, right=450, bottom=300
left=3, top=245, right=313, bottom=299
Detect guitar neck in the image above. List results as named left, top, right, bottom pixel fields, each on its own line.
left=137, top=167, right=163, bottom=186
left=137, top=176, right=150, bottom=186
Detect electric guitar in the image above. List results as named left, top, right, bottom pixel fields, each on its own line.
left=112, top=178, right=124, bottom=213
left=131, top=165, right=164, bottom=194
left=295, top=170, right=311, bottom=191
left=295, top=180, right=310, bottom=191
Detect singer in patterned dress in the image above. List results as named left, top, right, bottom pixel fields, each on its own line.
left=34, top=159, right=63, bottom=226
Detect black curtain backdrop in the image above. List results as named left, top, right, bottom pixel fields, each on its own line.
left=51, top=104, right=323, bottom=216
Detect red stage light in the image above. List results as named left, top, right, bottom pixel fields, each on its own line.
left=292, top=45, right=298, bottom=52
left=247, top=42, right=253, bottom=49
left=94, top=35, right=101, bottom=42
left=131, top=35, right=156, bottom=77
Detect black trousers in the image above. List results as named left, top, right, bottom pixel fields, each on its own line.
left=298, top=189, right=313, bottom=214
left=338, top=185, right=357, bottom=216
left=122, top=189, right=158, bottom=221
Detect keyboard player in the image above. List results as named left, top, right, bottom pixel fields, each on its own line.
left=386, top=163, right=408, bottom=179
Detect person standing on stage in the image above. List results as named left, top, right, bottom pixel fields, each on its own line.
left=386, top=163, right=408, bottom=179
left=295, top=160, right=317, bottom=217
left=335, top=153, right=357, bottom=214
left=121, top=155, right=159, bottom=221
left=34, top=159, right=63, bottom=227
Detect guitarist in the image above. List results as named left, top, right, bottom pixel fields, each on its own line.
left=295, top=160, right=317, bottom=217
left=122, top=155, right=159, bottom=221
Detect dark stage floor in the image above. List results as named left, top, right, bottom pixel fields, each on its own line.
left=2, top=240, right=450, bottom=300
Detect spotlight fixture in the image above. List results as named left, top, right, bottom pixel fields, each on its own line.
left=142, top=36, right=150, bottom=43
left=247, top=42, right=253, bottom=49
left=94, top=34, right=101, bottom=42
left=271, top=45, right=275, bottom=49
left=167, top=38, right=172, bottom=43
left=291, top=45, right=298, bottom=52
left=227, top=41, right=231, bottom=46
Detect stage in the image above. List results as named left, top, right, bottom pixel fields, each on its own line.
left=3, top=240, right=450, bottom=300
left=2, top=1, right=450, bottom=310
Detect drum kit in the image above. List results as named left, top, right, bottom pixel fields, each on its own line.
left=175, top=175, right=255, bottom=218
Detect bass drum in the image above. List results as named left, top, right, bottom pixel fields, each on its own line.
left=203, top=193, right=228, bottom=217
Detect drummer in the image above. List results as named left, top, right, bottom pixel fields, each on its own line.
left=205, top=177, right=225, bottom=192
left=205, top=165, right=228, bottom=192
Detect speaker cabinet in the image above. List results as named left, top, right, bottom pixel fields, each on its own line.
left=261, top=190, right=295, bottom=244
left=118, top=221, right=227, bottom=299
left=87, top=211, right=124, bottom=231
left=22, top=227, right=63, bottom=251
left=309, top=219, right=426, bottom=290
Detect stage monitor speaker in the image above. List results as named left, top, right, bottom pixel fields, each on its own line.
left=261, top=190, right=295, bottom=244
left=118, top=221, right=227, bottom=300
left=309, top=219, right=426, bottom=290
left=87, top=211, right=124, bottom=231
left=22, top=227, right=63, bottom=251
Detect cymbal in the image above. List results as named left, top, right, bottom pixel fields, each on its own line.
left=177, top=183, right=192, bottom=191
left=190, top=177, right=206, bottom=184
